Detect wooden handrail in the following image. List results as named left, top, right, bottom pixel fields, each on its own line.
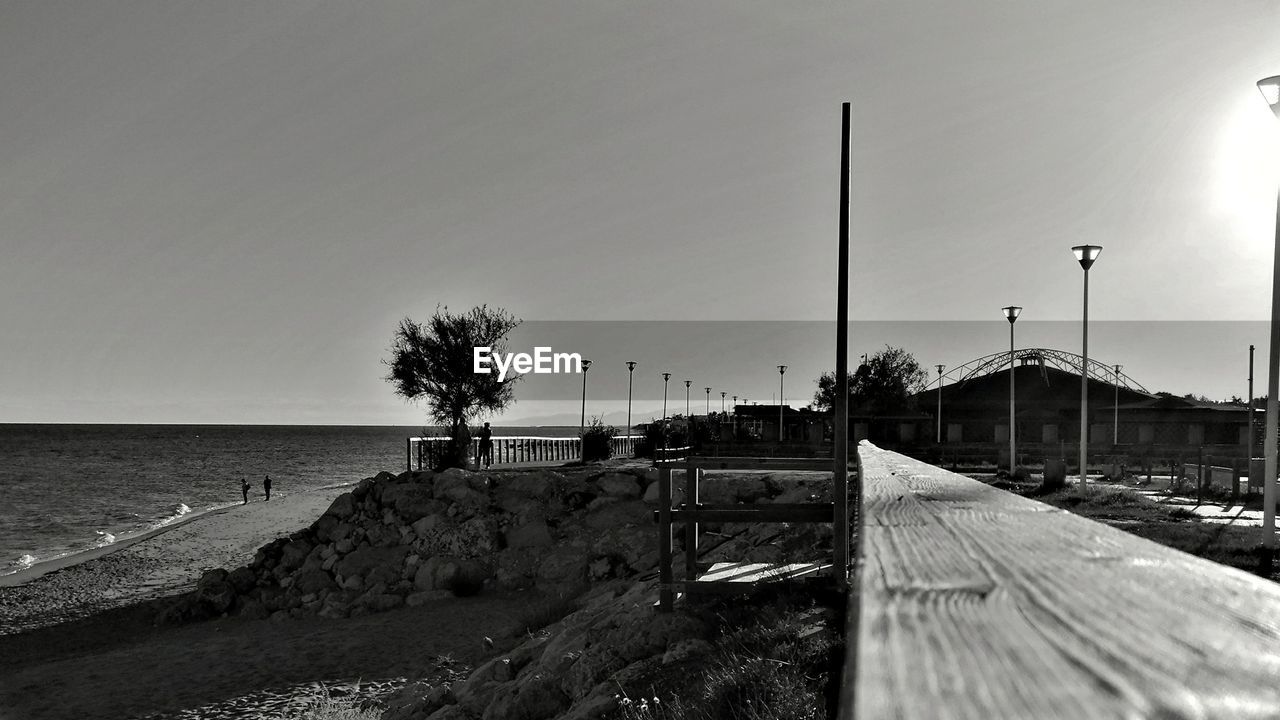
left=842, top=440, right=1280, bottom=719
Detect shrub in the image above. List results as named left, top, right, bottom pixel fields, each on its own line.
left=581, top=416, right=617, bottom=462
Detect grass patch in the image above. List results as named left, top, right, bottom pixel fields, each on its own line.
left=292, top=685, right=381, bottom=720
left=607, top=583, right=843, bottom=720
left=511, top=586, right=587, bottom=637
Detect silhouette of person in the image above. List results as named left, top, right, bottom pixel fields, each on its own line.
left=241, top=478, right=250, bottom=505
left=478, top=422, right=494, bottom=468
left=263, top=474, right=272, bottom=501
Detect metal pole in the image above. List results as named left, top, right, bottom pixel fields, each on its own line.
left=936, top=364, right=944, bottom=443
left=705, top=387, right=711, bottom=417
left=1265, top=183, right=1280, bottom=548
left=1249, top=345, right=1255, bottom=490
left=1114, top=364, right=1121, bottom=445
left=833, top=102, right=851, bottom=590
left=1009, top=321, right=1016, bottom=472
left=580, top=360, right=591, bottom=460
left=626, top=362, right=636, bottom=442
left=1080, top=266, right=1090, bottom=489
left=684, top=380, right=691, bottom=419
left=778, top=365, right=787, bottom=444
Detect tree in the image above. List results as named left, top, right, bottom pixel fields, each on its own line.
left=812, top=345, right=928, bottom=415
left=384, top=305, right=521, bottom=468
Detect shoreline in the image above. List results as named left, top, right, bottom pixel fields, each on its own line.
left=0, top=483, right=356, bottom=635
left=0, top=481, right=357, bottom=589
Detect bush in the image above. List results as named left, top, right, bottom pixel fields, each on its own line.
left=581, top=416, right=617, bottom=462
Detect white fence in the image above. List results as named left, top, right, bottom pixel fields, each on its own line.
left=406, top=434, right=641, bottom=471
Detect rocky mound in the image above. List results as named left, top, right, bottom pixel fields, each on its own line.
left=158, top=464, right=661, bottom=624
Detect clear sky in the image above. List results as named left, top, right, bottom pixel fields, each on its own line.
left=3, top=1, right=1279, bottom=425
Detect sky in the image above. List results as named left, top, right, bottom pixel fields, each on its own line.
left=3, top=1, right=1280, bottom=425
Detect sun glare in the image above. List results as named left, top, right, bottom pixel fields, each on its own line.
left=1212, top=93, right=1280, bottom=245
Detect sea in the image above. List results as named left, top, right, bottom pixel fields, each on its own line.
left=0, top=424, right=578, bottom=577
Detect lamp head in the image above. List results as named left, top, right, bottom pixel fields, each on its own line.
left=778, top=365, right=788, bottom=374
left=626, top=361, right=636, bottom=371
left=581, top=359, right=591, bottom=372
left=662, top=372, right=671, bottom=381
left=684, top=380, right=691, bottom=388
left=1002, top=305, right=1022, bottom=323
left=721, top=391, right=726, bottom=398
left=936, top=364, right=945, bottom=373
left=1259, top=75, right=1280, bottom=118
left=705, top=387, right=711, bottom=393
left=1072, top=244, right=1103, bottom=270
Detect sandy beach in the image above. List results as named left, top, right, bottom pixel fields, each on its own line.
left=0, top=483, right=524, bottom=720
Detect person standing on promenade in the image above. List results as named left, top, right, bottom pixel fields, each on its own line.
left=241, top=478, right=250, bottom=504
left=478, top=422, right=494, bottom=468
left=263, top=474, right=272, bottom=501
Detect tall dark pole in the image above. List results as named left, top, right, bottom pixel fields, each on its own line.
left=579, top=359, right=592, bottom=460
left=684, top=380, right=691, bottom=420
left=1114, top=364, right=1122, bottom=445
left=661, top=372, right=671, bottom=452
left=1003, top=306, right=1020, bottom=471
left=1261, top=74, right=1280, bottom=547
left=1074, top=245, right=1101, bottom=489
left=705, top=387, right=711, bottom=417
left=777, top=365, right=787, bottom=444
left=935, top=364, right=945, bottom=443
left=1249, top=345, right=1255, bottom=490
left=626, top=361, right=636, bottom=440
left=834, top=102, right=851, bottom=589
left=720, top=391, right=726, bottom=415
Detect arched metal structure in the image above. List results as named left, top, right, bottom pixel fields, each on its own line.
left=931, top=348, right=1149, bottom=394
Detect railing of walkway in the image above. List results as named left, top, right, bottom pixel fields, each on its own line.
left=405, top=434, right=641, bottom=471
left=841, top=440, right=1280, bottom=719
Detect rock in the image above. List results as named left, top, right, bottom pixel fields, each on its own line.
left=335, top=538, right=355, bottom=555
left=365, top=522, right=401, bottom=548
left=382, top=484, right=444, bottom=522
left=406, top=590, right=452, bottom=606
left=227, top=567, right=257, bottom=594
left=505, top=521, right=553, bottom=549
left=311, top=514, right=340, bottom=542
left=195, top=570, right=236, bottom=614
left=642, top=481, right=684, bottom=505
left=536, top=548, right=587, bottom=585
left=331, top=522, right=354, bottom=543
left=583, top=500, right=647, bottom=531
left=424, top=705, right=471, bottom=720
left=482, top=675, right=570, bottom=720
left=351, top=476, right=376, bottom=501
left=278, top=539, right=314, bottom=572
left=294, top=568, right=336, bottom=595
left=662, top=638, right=714, bottom=664
left=361, top=593, right=404, bottom=612
left=333, top=545, right=410, bottom=580
left=342, top=575, right=365, bottom=592
left=596, top=472, right=641, bottom=498
left=325, top=492, right=356, bottom=519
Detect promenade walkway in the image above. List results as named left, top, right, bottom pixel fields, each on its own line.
left=843, top=441, right=1280, bottom=719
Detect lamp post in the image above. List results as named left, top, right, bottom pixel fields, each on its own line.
left=705, top=387, right=711, bottom=417
left=1257, top=74, right=1280, bottom=548
left=626, top=361, right=636, bottom=441
left=936, top=364, right=945, bottom=443
left=778, top=365, right=788, bottom=444
left=720, top=391, right=726, bottom=415
left=1073, top=244, right=1102, bottom=488
left=1113, top=364, right=1122, bottom=445
left=661, top=372, right=671, bottom=451
left=1249, top=344, right=1256, bottom=492
left=1003, top=306, right=1021, bottom=472
left=684, top=380, right=691, bottom=420
left=579, top=359, right=592, bottom=460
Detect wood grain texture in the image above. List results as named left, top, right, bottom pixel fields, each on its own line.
left=848, top=441, right=1280, bottom=720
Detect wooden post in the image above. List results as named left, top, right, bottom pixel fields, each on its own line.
left=833, top=102, right=851, bottom=590
left=685, top=464, right=701, bottom=584
left=658, top=467, right=674, bottom=611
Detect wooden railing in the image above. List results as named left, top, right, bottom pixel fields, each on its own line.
left=405, top=434, right=641, bottom=471
left=841, top=441, right=1280, bottom=719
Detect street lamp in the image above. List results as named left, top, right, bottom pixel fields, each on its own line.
left=1249, top=345, right=1256, bottom=493
left=1113, top=364, right=1122, bottom=445
left=625, top=361, right=637, bottom=442
left=935, top=364, right=945, bottom=443
left=1258, top=73, right=1280, bottom=548
left=1073, top=244, right=1102, bottom=488
left=778, top=365, right=788, bottom=443
left=705, top=387, right=711, bottom=416
left=579, top=359, right=592, bottom=460
left=720, top=391, right=726, bottom=415
left=1003, top=306, right=1021, bottom=473
left=684, top=380, right=691, bottom=419
left=661, top=372, right=671, bottom=451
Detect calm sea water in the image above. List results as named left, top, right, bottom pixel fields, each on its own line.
left=0, top=424, right=577, bottom=575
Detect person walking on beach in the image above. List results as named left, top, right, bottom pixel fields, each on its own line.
left=263, top=474, right=273, bottom=501
left=241, top=478, right=250, bottom=505
left=478, top=422, right=494, bottom=468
